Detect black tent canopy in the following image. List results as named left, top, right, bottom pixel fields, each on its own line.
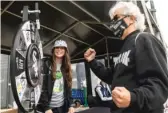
left=1, top=1, right=158, bottom=61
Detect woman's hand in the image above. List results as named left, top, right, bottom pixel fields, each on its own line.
left=68, top=107, right=75, bottom=113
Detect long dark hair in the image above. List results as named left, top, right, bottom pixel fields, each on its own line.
left=51, top=47, right=72, bottom=88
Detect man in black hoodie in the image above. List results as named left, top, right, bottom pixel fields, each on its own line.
left=84, top=2, right=168, bottom=113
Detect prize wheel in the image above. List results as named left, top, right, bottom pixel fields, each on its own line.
left=10, top=20, right=43, bottom=112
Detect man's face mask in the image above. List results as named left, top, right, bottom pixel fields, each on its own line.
left=110, top=15, right=129, bottom=39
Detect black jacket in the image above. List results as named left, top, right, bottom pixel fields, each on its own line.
left=36, top=58, right=73, bottom=112
left=89, top=30, right=168, bottom=113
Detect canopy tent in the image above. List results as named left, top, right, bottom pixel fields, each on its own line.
left=1, top=1, right=160, bottom=62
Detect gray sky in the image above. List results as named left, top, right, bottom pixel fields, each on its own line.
left=153, top=0, right=168, bottom=45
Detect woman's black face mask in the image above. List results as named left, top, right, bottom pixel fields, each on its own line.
left=110, top=15, right=129, bottom=39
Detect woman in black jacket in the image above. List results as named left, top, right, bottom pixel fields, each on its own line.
left=36, top=40, right=74, bottom=113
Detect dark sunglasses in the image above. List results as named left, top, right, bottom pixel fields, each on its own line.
left=111, top=15, right=130, bottom=22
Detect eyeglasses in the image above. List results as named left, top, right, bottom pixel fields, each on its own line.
left=111, top=14, right=130, bottom=22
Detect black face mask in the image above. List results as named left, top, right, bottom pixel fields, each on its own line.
left=110, top=16, right=128, bottom=38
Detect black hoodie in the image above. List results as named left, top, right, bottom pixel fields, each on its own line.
left=89, top=30, right=168, bottom=113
